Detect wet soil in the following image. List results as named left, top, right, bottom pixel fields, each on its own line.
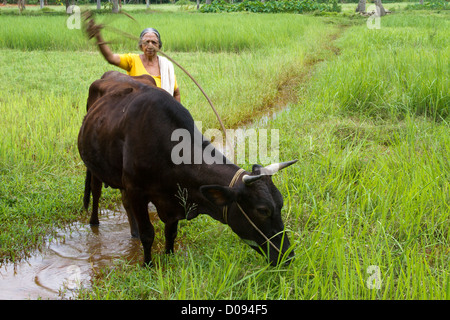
left=0, top=205, right=154, bottom=300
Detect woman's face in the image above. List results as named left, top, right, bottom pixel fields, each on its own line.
left=141, top=32, right=160, bottom=58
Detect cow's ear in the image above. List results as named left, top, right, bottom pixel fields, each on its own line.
left=200, top=185, right=235, bottom=207
left=252, top=164, right=263, bottom=174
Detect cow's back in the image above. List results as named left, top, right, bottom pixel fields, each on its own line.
left=78, top=74, right=195, bottom=190
left=86, top=71, right=157, bottom=112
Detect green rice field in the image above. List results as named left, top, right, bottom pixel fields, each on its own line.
left=0, top=3, right=449, bottom=299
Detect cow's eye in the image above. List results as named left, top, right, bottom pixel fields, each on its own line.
left=257, top=207, right=271, bottom=217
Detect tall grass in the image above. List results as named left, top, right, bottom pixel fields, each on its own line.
left=0, top=12, right=334, bottom=130
left=269, top=112, right=450, bottom=298
left=306, top=12, right=449, bottom=120
left=1, top=8, right=449, bottom=299
left=0, top=12, right=314, bottom=53
left=269, top=11, right=450, bottom=299
left=0, top=49, right=120, bottom=261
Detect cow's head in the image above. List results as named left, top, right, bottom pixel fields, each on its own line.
left=200, top=160, right=297, bottom=266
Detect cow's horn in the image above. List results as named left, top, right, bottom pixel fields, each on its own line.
left=260, top=160, right=298, bottom=176
left=242, top=160, right=298, bottom=185
left=242, top=174, right=263, bottom=185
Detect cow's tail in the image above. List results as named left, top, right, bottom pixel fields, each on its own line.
left=83, top=169, right=91, bottom=210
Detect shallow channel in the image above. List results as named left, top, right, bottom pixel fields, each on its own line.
left=0, top=205, right=151, bottom=300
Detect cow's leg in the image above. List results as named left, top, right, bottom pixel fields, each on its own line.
left=125, top=190, right=155, bottom=266
left=136, top=211, right=155, bottom=266
left=83, top=169, right=91, bottom=211
left=164, top=220, right=179, bottom=254
left=121, top=189, right=139, bottom=238
left=89, top=174, right=102, bottom=225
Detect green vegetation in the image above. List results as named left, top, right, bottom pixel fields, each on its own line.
left=0, top=12, right=336, bottom=126
left=270, top=12, right=449, bottom=298
left=1, top=4, right=449, bottom=299
left=0, top=51, right=119, bottom=261
left=77, top=10, right=449, bottom=299
left=0, top=9, right=337, bottom=263
left=406, top=0, right=449, bottom=10
left=200, top=0, right=342, bottom=13
left=306, top=12, right=449, bottom=120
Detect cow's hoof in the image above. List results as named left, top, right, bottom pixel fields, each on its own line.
left=89, top=219, right=100, bottom=226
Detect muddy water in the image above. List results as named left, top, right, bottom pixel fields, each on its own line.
left=0, top=205, right=157, bottom=300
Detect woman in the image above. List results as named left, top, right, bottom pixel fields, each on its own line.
left=87, top=23, right=181, bottom=102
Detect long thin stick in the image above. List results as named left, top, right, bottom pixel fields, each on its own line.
left=154, top=48, right=227, bottom=141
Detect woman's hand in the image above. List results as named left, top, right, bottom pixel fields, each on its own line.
left=82, top=11, right=120, bottom=66
left=82, top=11, right=103, bottom=40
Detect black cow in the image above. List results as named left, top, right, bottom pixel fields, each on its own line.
left=78, top=71, right=296, bottom=266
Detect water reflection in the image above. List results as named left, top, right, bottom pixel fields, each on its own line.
left=0, top=206, right=150, bottom=300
